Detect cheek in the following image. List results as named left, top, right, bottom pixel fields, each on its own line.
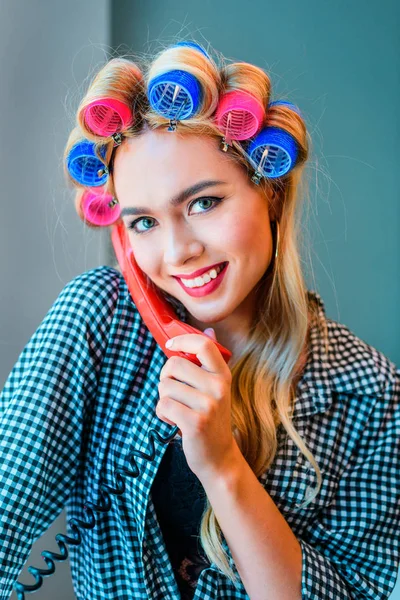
left=222, top=213, right=273, bottom=273
left=222, top=213, right=269, bottom=249
left=129, top=247, right=156, bottom=277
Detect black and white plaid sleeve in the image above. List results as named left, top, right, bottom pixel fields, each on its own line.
left=0, top=268, right=120, bottom=599
left=300, top=367, right=400, bottom=599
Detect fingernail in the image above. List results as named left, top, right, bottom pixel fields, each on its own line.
left=165, top=338, right=174, bottom=348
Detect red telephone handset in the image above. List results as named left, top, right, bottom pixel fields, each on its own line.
left=111, top=221, right=232, bottom=367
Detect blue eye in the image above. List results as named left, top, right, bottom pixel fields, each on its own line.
left=126, top=196, right=223, bottom=235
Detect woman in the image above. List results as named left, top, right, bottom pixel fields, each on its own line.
left=2, top=40, right=399, bottom=600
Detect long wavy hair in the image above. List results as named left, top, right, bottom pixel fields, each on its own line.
left=63, top=40, right=329, bottom=586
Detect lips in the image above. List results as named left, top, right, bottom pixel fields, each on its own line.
left=175, top=261, right=229, bottom=297
left=173, top=261, right=228, bottom=280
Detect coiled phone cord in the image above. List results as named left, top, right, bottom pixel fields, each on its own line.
left=13, top=425, right=180, bottom=599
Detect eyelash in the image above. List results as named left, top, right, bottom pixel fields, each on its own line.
left=126, top=196, right=223, bottom=235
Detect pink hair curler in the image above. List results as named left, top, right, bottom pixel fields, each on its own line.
left=215, top=90, right=265, bottom=142
left=83, top=97, right=134, bottom=137
left=82, top=186, right=121, bottom=226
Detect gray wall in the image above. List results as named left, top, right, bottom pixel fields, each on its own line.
left=0, top=1, right=110, bottom=598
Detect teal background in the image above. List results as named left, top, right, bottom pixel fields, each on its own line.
left=110, top=0, right=400, bottom=370
left=109, top=5, right=400, bottom=594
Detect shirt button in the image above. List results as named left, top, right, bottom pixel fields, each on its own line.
left=305, top=485, right=313, bottom=499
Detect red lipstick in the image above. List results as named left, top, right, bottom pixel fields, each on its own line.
left=172, top=262, right=227, bottom=279
left=175, top=262, right=229, bottom=298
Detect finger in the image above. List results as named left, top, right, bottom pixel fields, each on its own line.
left=158, top=377, right=208, bottom=412
left=160, top=355, right=213, bottom=393
left=166, top=333, right=223, bottom=374
left=156, top=396, right=198, bottom=432
left=203, top=327, right=217, bottom=341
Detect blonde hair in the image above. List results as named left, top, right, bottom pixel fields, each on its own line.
left=63, top=40, right=329, bottom=586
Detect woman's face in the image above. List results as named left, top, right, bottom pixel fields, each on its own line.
left=113, top=128, right=274, bottom=343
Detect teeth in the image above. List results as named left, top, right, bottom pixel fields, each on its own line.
left=181, top=264, right=224, bottom=288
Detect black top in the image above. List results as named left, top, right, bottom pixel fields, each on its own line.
left=151, top=435, right=211, bottom=599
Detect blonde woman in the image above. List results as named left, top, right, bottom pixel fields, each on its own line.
left=2, top=40, right=399, bottom=600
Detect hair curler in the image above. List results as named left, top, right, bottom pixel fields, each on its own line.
left=147, top=40, right=214, bottom=123
left=215, top=90, right=265, bottom=144
left=268, top=99, right=302, bottom=117
left=174, top=40, right=211, bottom=59
left=81, top=186, right=120, bottom=226
left=67, top=140, right=109, bottom=187
left=147, top=69, right=202, bottom=122
left=246, top=101, right=301, bottom=180
left=83, top=97, right=134, bottom=137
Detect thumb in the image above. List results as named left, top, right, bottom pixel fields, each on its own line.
left=204, top=327, right=217, bottom=340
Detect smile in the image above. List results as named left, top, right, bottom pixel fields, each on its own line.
left=175, top=262, right=229, bottom=298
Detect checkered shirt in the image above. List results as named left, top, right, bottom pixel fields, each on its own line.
left=0, top=266, right=399, bottom=599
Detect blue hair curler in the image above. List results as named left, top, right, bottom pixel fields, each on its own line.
left=174, top=40, right=210, bottom=59
left=268, top=100, right=302, bottom=118
left=67, top=141, right=108, bottom=187
left=247, top=126, right=299, bottom=179
left=148, top=70, right=202, bottom=121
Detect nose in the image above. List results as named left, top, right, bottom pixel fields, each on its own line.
left=163, top=226, right=205, bottom=267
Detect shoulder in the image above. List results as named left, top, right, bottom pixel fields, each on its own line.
left=299, top=292, right=398, bottom=418
left=63, top=265, right=123, bottom=297
left=51, top=265, right=135, bottom=324
left=59, top=265, right=130, bottom=308
left=326, top=317, right=396, bottom=399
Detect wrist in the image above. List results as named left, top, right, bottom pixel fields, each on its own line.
left=198, top=438, right=246, bottom=490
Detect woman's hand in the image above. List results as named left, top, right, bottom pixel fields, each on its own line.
left=156, top=329, right=238, bottom=482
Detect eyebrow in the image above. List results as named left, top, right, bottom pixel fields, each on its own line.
left=120, top=179, right=227, bottom=217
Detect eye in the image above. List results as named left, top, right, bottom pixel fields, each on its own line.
left=126, top=196, right=223, bottom=235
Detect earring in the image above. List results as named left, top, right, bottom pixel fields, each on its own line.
left=264, top=220, right=280, bottom=279
left=273, top=220, right=280, bottom=261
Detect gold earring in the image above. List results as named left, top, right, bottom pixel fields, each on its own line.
left=274, top=221, right=280, bottom=260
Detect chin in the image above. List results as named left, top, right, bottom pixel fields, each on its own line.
left=185, top=304, right=230, bottom=322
